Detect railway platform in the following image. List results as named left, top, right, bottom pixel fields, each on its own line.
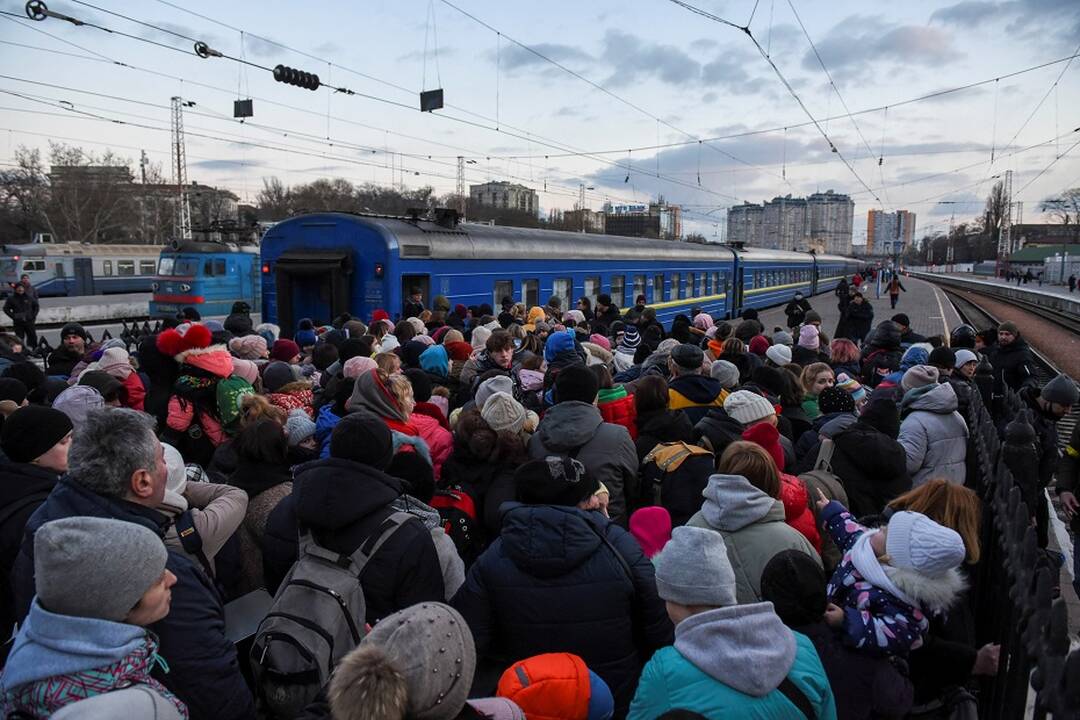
left=755, top=274, right=966, bottom=341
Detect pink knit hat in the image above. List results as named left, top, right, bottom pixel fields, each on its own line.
left=798, top=325, right=819, bottom=350
left=588, top=333, right=611, bottom=351
left=343, top=356, right=378, bottom=379
left=231, top=358, right=260, bottom=385
left=629, top=506, right=673, bottom=559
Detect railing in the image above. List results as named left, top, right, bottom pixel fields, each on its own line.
left=965, top=387, right=1080, bottom=718
left=32, top=318, right=164, bottom=357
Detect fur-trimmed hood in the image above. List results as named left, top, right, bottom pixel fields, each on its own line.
left=885, top=565, right=967, bottom=615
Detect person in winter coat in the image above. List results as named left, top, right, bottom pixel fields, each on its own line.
left=346, top=368, right=434, bottom=463
left=223, top=301, right=254, bottom=337
left=78, top=346, right=146, bottom=411
left=137, top=334, right=179, bottom=426
left=991, top=321, right=1036, bottom=400
left=383, top=371, right=452, bottom=479
left=0, top=407, right=72, bottom=641
left=227, top=418, right=295, bottom=594
left=793, top=325, right=829, bottom=368
left=741, top=422, right=822, bottom=552
left=460, top=330, right=516, bottom=393
left=897, top=366, right=968, bottom=486
left=44, top=323, right=91, bottom=379
left=890, top=314, right=927, bottom=347
left=592, top=293, right=622, bottom=335
left=793, top=386, right=859, bottom=464
left=687, top=442, right=822, bottom=603
left=628, top=527, right=837, bottom=720
left=593, top=365, right=638, bottom=441
left=696, top=389, right=766, bottom=458
left=841, top=292, right=874, bottom=345
left=784, top=292, right=812, bottom=330
left=1, top=517, right=186, bottom=719
left=666, top=343, right=727, bottom=425
left=613, top=325, right=641, bottom=373
left=263, top=412, right=445, bottom=622
left=828, top=339, right=862, bottom=381
left=452, top=456, right=673, bottom=717
left=633, top=375, right=694, bottom=463
left=11, top=408, right=255, bottom=720
left=818, top=497, right=967, bottom=657
left=799, top=362, right=835, bottom=420
left=157, top=443, right=247, bottom=580
left=2, top=283, right=38, bottom=349
left=762, top=550, right=913, bottom=720
left=887, top=275, right=906, bottom=309
left=528, top=365, right=638, bottom=523
left=828, top=398, right=910, bottom=518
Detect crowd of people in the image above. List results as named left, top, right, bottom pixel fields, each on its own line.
left=0, top=284, right=1075, bottom=720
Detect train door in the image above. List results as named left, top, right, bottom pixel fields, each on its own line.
left=730, top=266, right=746, bottom=318
left=274, top=251, right=353, bottom=337
left=73, top=257, right=95, bottom=295
left=811, top=263, right=821, bottom=295
left=401, top=274, right=430, bottom=317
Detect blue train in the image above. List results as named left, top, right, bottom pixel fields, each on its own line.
left=258, top=212, right=861, bottom=336
left=0, top=241, right=163, bottom=296
left=149, top=239, right=261, bottom=319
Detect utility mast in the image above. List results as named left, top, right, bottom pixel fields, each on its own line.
left=456, top=156, right=466, bottom=216
left=998, top=169, right=1013, bottom=260
left=171, top=96, right=193, bottom=240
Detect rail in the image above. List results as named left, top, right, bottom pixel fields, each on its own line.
left=965, top=386, right=1080, bottom=717
left=910, top=272, right=1080, bottom=332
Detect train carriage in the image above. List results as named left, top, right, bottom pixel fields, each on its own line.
left=150, top=240, right=261, bottom=319
left=0, top=242, right=163, bottom=296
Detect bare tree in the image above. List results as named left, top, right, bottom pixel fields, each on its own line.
left=47, top=142, right=137, bottom=243
left=1040, top=188, right=1080, bottom=226
left=0, top=146, right=52, bottom=241
left=256, top=177, right=291, bottom=220
left=133, top=160, right=176, bottom=244
left=984, top=180, right=1007, bottom=244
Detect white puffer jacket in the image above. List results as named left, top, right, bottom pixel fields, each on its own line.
left=898, top=382, right=969, bottom=486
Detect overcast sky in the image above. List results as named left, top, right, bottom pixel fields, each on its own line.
left=1, top=0, right=1078, bottom=240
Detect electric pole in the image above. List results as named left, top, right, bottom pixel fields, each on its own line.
left=171, top=96, right=193, bottom=240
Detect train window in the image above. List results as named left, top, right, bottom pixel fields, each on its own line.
left=697, top=274, right=706, bottom=297
left=214, top=259, right=226, bottom=275
left=118, top=260, right=135, bottom=276
left=671, top=273, right=680, bottom=300
left=633, top=275, right=646, bottom=304
left=610, top=275, right=625, bottom=306
left=584, top=277, right=601, bottom=307
left=21, top=260, right=45, bottom=272
left=204, top=260, right=215, bottom=277
left=494, top=280, right=513, bottom=308
left=522, top=279, right=539, bottom=308
left=653, top=274, right=664, bottom=302
left=552, top=278, right=572, bottom=310
left=102, top=260, right=113, bottom=276
left=139, top=260, right=156, bottom=275
left=685, top=273, right=695, bottom=299
left=158, top=257, right=174, bottom=275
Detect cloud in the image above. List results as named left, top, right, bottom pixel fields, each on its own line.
left=702, top=92, right=719, bottom=103
left=499, top=42, right=593, bottom=71
left=244, top=35, right=285, bottom=59
left=690, top=37, right=719, bottom=52
left=802, top=16, right=961, bottom=76
left=600, top=30, right=700, bottom=87
left=397, top=46, right=459, bottom=62
left=930, top=0, right=1080, bottom=49
left=701, top=47, right=762, bottom=94
left=191, top=159, right=266, bottom=170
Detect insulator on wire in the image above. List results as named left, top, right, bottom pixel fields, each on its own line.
left=194, top=41, right=223, bottom=59
left=273, top=64, right=320, bottom=91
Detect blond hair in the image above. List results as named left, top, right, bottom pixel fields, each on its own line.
left=888, top=479, right=982, bottom=564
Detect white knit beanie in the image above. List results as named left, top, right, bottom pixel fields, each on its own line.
left=765, top=344, right=792, bottom=367
left=886, top=511, right=966, bottom=576
left=723, top=390, right=775, bottom=425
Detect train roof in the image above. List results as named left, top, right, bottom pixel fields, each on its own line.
left=265, top=212, right=739, bottom=262
left=164, top=239, right=259, bottom=254
left=733, top=247, right=814, bottom=263
left=0, top=242, right=163, bottom=257
left=814, top=253, right=856, bottom=263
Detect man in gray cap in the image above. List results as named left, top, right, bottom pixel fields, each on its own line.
left=628, top=526, right=836, bottom=717
left=1018, top=373, right=1078, bottom=548
left=668, top=343, right=727, bottom=425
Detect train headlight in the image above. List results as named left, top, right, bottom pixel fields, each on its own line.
left=151, top=282, right=159, bottom=291
left=180, top=283, right=191, bottom=292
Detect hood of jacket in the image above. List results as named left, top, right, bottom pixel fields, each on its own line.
left=0, top=462, right=60, bottom=508
left=699, top=473, right=782, bottom=532
left=292, top=457, right=404, bottom=530
left=499, top=503, right=605, bottom=578
left=345, top=368, right=406, bottom=422
left=674, top=603, right=797, bottom=696
left=885, top=565, right=967, bottom=615
left=819, top=412, right=858, bottom=438
left=2, top=599, right=147, bottom=689
left=535, top=401, right=603, bottom=452
left=390, top=494, right=441, bottom=531
left=669, top=374, right=723, bottom=404
left=638, top=409, right=693, bottom=439
left=901, top=381, right=958, bottom=415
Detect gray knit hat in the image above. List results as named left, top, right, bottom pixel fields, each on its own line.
left=710, top=359, right=740, bottom=389
left=284, top=408, right=317, bottom=447
left=361, top=602, right=476, bottom=720
left=1041, top=374, right=1078, bottom=408
left=654, top=526, right=737, bottom=607
left=475, top=375, right=513, bottom=409
left=35, top=517, right=168, bottom=622
left=886, top=511, right=966, bottom=576
left=723, top=389, right=776, bottom=425
left=901, top=364, right=939, bottom=392
left=481, top=392, right=526, bottom=435
left=772, top=330, right=794, bottom=347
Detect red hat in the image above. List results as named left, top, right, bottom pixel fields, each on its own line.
left=372, top=309, right=390, bottom=323
left=497, top=653, right=591, bottom=720
left=445, top=341, right=473, bottom=362
left=749, top=335, right=770, bottom=357
left=454, top=303, right=468, bottom=319
left=270, top=338, right=300, bottom=362
left=742, top=421, right=785, bottom=471
left=629, top=506, right=672, bottom=558
left=156, top=323, right=213, bottom=362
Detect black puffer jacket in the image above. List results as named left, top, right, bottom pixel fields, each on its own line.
left=634, top=409, right=695, bottom=463
left=224, top=302, right=254, bottom=336
left=440, top=451, right=518, bottom=539
left=451, top=503, right=672, bottom=716
left=693, top=406, right=744, bottom=455
left=0, top=462, right=58, bottom=641
left=262, top=457, right=444, bottom=624
left=830, top=422, right=911, bottom=518
left=992, top=336, right=1036, bottom=396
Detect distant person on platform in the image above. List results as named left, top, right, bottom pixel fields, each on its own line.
left=784, top=292, right=811, bottom=331
left=3, top=283, right=39, bottom=351
left=1069, top=274, right=1076, bottom=293
left=403, top=287, right=425, bottom=320
left=887, top=275, right=906, bottom=309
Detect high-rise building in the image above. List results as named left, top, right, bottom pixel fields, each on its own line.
left=602, top=201, right=682, bottom=240
left=469, top=181, right=538, bottom=215
left=727, top=191, right=854, bottom=252
left=867, top=209, right=916, bottom=256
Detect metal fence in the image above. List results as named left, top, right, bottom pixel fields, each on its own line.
left=33, top=319, right=164, bottom=357
left=965, top=387, right=1080, bottom=718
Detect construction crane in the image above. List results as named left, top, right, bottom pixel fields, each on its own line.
left=171, top=96, right=194, bottom=240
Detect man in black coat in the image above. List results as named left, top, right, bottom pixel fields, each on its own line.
left=403, top=287, right=425, bottom=320
left=262, top=412, right=444, bottom=622
left=593, top=293, right=622, bottom=335
left=991, top=321, right=1036, bottom=398
left=2, top=284, right=38, bottom=350
left=12, top=408, right=255, bottom=720
left=0, top=405, right=70, bottom=642
left=1056, top=422, right=1080, bottom=597
left=452, top=456, right=672, bottom=717
left=843, top=292, right=875, bottom=345
left=826, top=398, right=910, bottom=518
left=223, top=301, right=254, bottom=336
left=891, top=313, right=927, bottom=346
left=44, top=323, right=91, bottom=379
